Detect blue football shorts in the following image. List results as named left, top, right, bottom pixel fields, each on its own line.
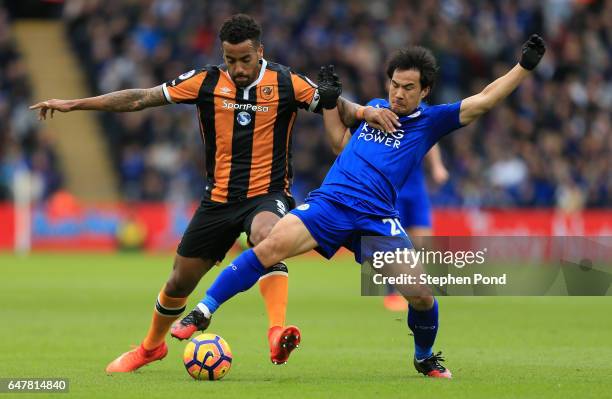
left=291, top=192, right=412, bottom=263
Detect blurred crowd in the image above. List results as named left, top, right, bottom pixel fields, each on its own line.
left=3, top=0, right=611, bottom=209
left=0, top=4, right=63, bottom=202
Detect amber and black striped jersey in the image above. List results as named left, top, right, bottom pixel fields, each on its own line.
left=162, top=59, right=320, bottom=203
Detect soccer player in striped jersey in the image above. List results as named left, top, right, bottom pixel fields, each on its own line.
left=30, top=14, right=398, bottom=372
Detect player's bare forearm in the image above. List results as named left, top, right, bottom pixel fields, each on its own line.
left=30, top=86, right=166, bottom=119
left=336, top=97, right=360, bottom=128
left=323, top=106, right=350, bottom=155
left=72, top=86, right=166, bottom=112
left=460, top=64, right=530, bottom=125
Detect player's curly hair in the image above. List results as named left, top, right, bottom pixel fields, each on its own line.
left=386, top=47, right=438, bottom=91
left=219, top=14, right=262, bottom=46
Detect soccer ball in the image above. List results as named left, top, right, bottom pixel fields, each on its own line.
left=183, top=333, right=233, bottom=380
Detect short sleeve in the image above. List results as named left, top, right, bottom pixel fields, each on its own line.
left=427, top=101, right=463, bottom=143
left=162, top=69, right=207, bottom=104
left=366, top=98, right=387, bottom=108
left=291, top=73, right=320, bottom=112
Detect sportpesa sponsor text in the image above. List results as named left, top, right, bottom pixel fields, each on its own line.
left=222, top=100, right=269, bottom=112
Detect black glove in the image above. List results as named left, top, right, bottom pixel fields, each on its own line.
left=519, top=34, right=546, bottom=70
left=317, top=65, right=342, bottom=109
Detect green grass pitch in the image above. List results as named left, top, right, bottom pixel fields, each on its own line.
left=1, top=252, right=611, bottom=399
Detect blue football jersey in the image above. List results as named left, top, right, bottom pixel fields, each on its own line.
left=311, top=98, right=462, bottom=216
left=399, top=162, right=426, bottom=199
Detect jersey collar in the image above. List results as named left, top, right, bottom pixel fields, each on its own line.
left=399, top=105, right=423, bottom=121
left=220, top=59, right=268, bottom=100
left=376, top=99, right=422, bottom=119
left=243, top=58, right=267, bottom=94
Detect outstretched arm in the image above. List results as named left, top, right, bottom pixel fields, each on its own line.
left=30, top=85, right=167, bottom=120
left=459, top=65, right=530, bottom=125
left=459, top=35, right=546, bottom=126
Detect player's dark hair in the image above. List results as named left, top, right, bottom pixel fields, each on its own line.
left=219, top=14, right=262, bottom=46
left=386, top=47, right=438, bottom=90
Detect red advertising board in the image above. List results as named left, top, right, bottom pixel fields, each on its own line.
left=433, top=209, right=612, bottom=236
left=0, top=204, right=14, bottom=249
left=0, top=203, right=610, bottom=251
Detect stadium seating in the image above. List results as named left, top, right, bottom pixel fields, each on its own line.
left=2, top=1, right=610, bottom=208
left=0, top=7, right=63, bottom=202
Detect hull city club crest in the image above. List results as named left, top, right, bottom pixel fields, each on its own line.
left=260, top=85, right=275, bottom=100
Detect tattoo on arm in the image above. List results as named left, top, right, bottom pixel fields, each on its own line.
left=78, top=86, right=167, bottom=112
left=336, top=97, right=358, bottom=128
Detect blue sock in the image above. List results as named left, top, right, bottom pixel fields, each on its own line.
left=199, top=249, right=265, bottom=314
left=407, top=298, right=438, bottom=361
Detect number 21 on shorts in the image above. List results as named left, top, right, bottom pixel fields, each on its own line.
left=382, top=218, right=406, bottom=236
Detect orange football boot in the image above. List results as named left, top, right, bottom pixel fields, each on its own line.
left=105, top=342, right=168, bottom=373
left=268, top=325, right=301, bottom=365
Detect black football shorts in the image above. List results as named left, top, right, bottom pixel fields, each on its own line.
left=177, top=192, right=295, bottom=262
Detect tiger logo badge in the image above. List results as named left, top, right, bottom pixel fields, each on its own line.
left=260, top=85, right=274, bottom=101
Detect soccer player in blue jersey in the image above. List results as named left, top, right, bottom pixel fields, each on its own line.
left=173, top=35, right=546, bottom=377
left=328, top=98, right=449, bottom=314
